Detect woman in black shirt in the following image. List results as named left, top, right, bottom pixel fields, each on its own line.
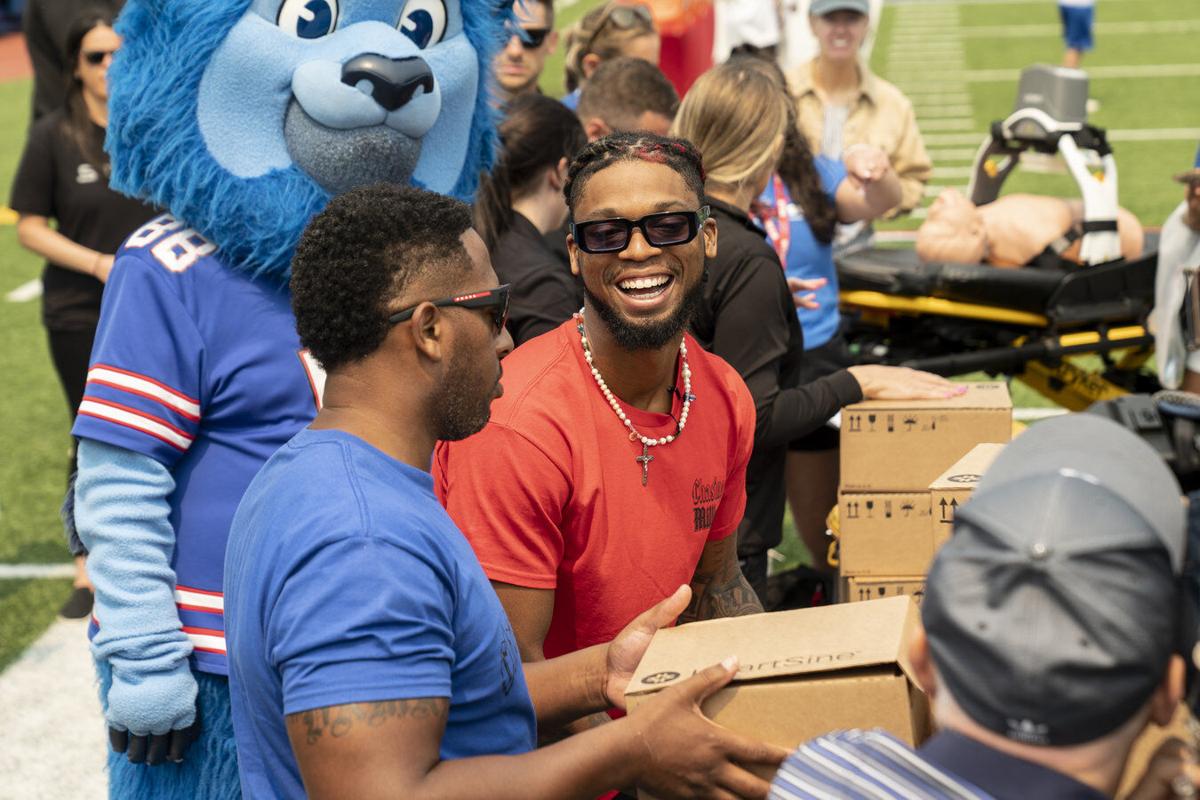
left=475, top=94, right=587, bottom=346
left=11, top=9, right=159, bottom=617
left=675, top=60, right=958, bottom=603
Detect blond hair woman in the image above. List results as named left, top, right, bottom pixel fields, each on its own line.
left=676, top=59, right=958, bottom=603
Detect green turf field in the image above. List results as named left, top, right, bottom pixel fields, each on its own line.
left=1, top=0, right=1197, bottom=669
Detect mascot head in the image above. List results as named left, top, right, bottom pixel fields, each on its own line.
left=107, top=0, right=510, bottom=281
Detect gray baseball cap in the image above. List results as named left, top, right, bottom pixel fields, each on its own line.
left=922, top=414, right=1188, bottom=747
left=809, top=0, right=870, bottom=17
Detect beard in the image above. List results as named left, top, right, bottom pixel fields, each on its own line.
left=584, top=270, right=707, bottom=351
left=431, top=347, right=498, bottom=442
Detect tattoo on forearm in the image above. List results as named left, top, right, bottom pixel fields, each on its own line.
left=680, top=570, right=763, bottom=623
left=298, top=698, right=448, bottom=746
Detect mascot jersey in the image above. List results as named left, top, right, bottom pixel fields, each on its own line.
left=74, top=0, right=508, bottom=794
left=73, top=213, right=323, bottom=675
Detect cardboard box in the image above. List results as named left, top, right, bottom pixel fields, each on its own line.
left=928, top=442, right=1007, bottom=546
left=841, top=575, right=926, bottom=605
left=840, top=382, right=1013, bottom=492
left=838, top=491, right=934, bottom=575
left=626, top=596, right=932, bottom=786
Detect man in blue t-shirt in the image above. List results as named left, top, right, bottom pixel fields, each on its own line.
left=224, top=184, right=786, bottom=799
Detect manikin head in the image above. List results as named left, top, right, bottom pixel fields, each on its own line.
left=916, top=189, right=988, bottom=264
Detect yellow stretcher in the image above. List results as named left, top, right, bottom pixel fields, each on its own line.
left=836, top=247, right=1157, bottom=410
left=836, top=65, right=1159, bottom=410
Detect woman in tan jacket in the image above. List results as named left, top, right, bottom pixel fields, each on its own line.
left=786, top=0, right=931, bottom=245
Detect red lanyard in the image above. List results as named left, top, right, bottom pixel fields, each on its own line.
left=758, top=174, right=791, bottom=267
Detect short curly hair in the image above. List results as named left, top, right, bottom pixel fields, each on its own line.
left=564, top=132, right=705, bottom=220
left=291, top=184, right=474, bottom=371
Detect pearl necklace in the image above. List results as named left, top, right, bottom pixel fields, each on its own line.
left=576, top=310, right=693, bottom=486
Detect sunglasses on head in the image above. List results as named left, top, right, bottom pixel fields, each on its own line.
left=83, top=49, right=116, bottom=66
left=570, top=206, right=710, bottom=255
left=593, top=3, right=653, bottom=39
left=586, top=4, right=653, bottom=52
left=388, top=284, right=511, bottom=336
left=505, top=23, right=551, bottom=49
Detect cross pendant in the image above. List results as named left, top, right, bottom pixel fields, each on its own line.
left=635, top=442, right=654, bottom=486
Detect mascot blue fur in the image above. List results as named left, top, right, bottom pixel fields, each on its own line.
left=71, top=1, right=509, bottom=797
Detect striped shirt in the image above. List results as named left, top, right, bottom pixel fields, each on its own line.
left=771, top=730, right=1108, bottom=800
left=73, top=214, right=322, bottom=674
left=771, top=730, right=989, bottom=800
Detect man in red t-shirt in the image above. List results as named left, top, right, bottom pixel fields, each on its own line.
left=435, top=132, right=761, bottom=678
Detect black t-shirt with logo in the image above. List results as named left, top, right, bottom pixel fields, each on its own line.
left=10, top=109, right=159, bottom=331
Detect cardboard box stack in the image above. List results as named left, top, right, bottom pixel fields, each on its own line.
left=626, top=596, right=930, bottom=797
left=837, top=383, right=1013, bottom=602
left=928, top=443, right=1007, bottom=550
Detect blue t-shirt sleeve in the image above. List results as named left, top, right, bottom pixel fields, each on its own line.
left=71, top=249, right=205, bottom=466
left=816, top=156, right=848, bottom=204
left=269, top=535, right=456, bottom=715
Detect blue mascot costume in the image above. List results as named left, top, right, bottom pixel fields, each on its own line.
left=71, top=1, right=509, bottom=796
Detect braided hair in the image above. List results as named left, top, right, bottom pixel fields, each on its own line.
left=564, top=132, right=706, bottom=219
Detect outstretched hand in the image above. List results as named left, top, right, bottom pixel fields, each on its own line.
left=842, top=144, right=892, bottom=186
left=847, top=364, right=965, bottom=401
left=604, top=585, right=692, bottom=709
left=630, top=658, right=788, bottom=799
left=787, top=277, right=827, bottom=310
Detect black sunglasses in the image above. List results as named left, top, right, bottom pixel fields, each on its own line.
left=570, top=206, right=710, bottom=254
left=506, top=24, right=551, bottom=49
left=388, top=284, right=511, bottom=335
left=83, top=49, right=117, bottom=66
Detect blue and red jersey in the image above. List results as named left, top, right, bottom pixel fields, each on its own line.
left=73, top=214, right=323, bottom=675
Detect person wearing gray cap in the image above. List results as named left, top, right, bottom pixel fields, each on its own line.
left=770, top=414, right=1199, bottom=799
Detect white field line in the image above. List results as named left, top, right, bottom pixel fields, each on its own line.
left=928, top=148, right=979, bottom=161
left=915, top=106, right=975, bottom=118
left=924, top=185, right=969, bottom=197
left=887, top=40, right=964, bottom=47
left=914, top=118, right=975, bottom=131
left=958, top=19, right=1200, bottom=38
left=0, top=564, right=76, bottom=579
left=887, top=52, right=965, bottom=59
left=5, top=278, right=42, bottom=303
left=0, top=618, right=106, bottom=799
left=888, top=34, right=963, bottom=40
left=932, top=166, right=976, bottom=178
left=1110, top=128, right=1200, bottom=142
left=923, top=128, right=1200, bottom=147
left=967, top=64, right=1200, bottom=82
left=887, top=56, right=965, bottom=64
left=873, top=230, right=920, bottom=243
left=924, top=132, right=988, bottom=145
left=905, top=93, right=972, bottom=103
